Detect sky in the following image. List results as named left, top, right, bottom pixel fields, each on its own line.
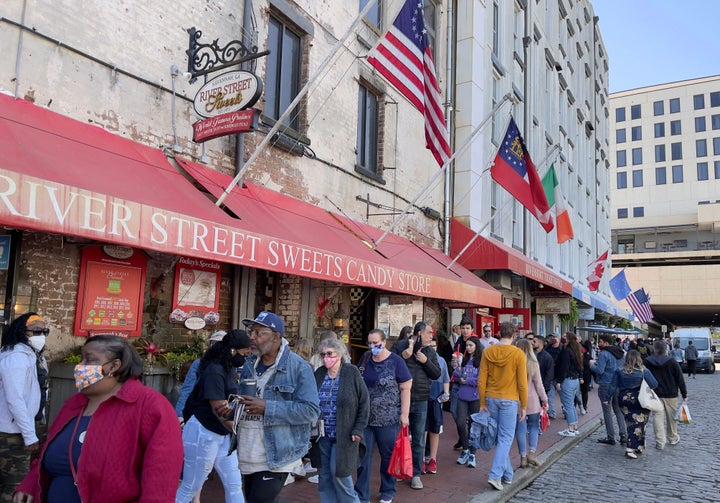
left=591, top=0, right=720, bottom=93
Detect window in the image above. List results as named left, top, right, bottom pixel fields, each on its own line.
left=616, top=171, right=627, bottom=189
left=671, top=142, right=682, bottom=160
left=655, top=166, right=666, bottom=185
left=669, top=97, right=680, bottom=113
left=631, top=104, right=641, bottom=119
left=672, top=165, right=683, bottom=183
left=360, top=0, right=381, bottom=27
left=492, top=0, right=500, bottom=58
left=714, top=137, right=720, bottom=155
left=633, top=207, right=644, bottom=218
left=632, top=169, right=643, bottom=187
left=616, top=129, right=626, bottom=143
left=653, top=100, right=664, bottom=116
left=712, top=91, right=720, bottom=107
left=695, top=116, right=707, bottom=132
left=696, top=139, right=707, bottom=157
left=356, top=84, right=379, bottom=174
left=617, top=208, right=628, bottom=219
left=615, top=107, right=626, bottom=122
left=713, top=115, right=720, bottom=130
left=654, top=123, right=665, bottom=138
left=266, top=15, right=303, bottom=130
left=632, top=147, right=642, bottom=165
left=670, top=120, right=682, bottom=135
left=715, top=161, right=720, bottom=179
left=631, top=126, right=642, bottom=141
left=694, top=94, right=705, bottom=110
left=655, top=144, right=666, bottom=162
left=617, top=150, right=627, bottom=167
left=697, top=162, right=709, bottom=181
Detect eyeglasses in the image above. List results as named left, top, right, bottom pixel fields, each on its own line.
left=27, top=328, right=50, bottom=336
left=319, top=352, right=337, bottom=358
left=249, top=329, right=274, bottom=338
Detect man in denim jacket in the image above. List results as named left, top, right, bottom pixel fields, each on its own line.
left=237, top=311, right=320, bottom=503
left=589, top=334, right=626, bottom=445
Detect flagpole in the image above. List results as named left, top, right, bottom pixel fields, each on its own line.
left=446, top=143, right=561, bottom=270
left=372, top=93, right=514, bottom=248
left=215, top=0, right=379, bottom=207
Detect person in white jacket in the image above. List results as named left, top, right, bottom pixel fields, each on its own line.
left=0, top=312, right=47, bottom=500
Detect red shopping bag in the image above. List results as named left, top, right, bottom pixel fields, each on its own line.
left=387, top=426, right=413, bottom=480
left=540, top=410, right=549, bottom=432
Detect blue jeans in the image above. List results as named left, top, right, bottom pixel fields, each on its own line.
left=515, top=412, right=540, bottom=456
left=355, top=423, right=399, bottom=502
left=547, top=380, right=557, bottom=417
left=559, top=378, right=580, bottom=427
left=175, top=416, right=244, bottom=503
left=485, top=398, right=518, bottom=482
left=408, top=400, right=428, bottom=476
left=318, top=436, right=359, bottom=503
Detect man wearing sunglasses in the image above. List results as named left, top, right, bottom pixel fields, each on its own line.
left=0, top=312, right=49, bottom=500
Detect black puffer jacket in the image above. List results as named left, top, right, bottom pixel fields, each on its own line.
left=392, top=338, right=441, bottom=401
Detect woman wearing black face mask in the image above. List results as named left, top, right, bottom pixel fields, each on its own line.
left=176, top=329, right=251, bottom=502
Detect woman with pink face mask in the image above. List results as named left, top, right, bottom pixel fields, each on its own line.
left=312, top=339, right=369, bottom=503
left=13, top=335, right=183, bottom=503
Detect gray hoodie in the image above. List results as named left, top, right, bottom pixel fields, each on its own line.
left=0, top=343, right=41, bottom=445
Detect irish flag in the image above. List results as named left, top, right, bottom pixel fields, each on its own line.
left=541, top=165, right=574, bottom=244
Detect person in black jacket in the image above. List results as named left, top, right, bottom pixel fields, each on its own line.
left=554, top=333, right=583, bottom=437
left=645, top=340, right=688, bottom=449
left=532, top=336, right=554, bottom=393
left=393, top=321, right=441, bottom=490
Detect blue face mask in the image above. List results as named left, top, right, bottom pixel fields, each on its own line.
left=369, top=343, right=384, bottom=356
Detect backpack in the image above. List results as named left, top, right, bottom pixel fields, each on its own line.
left=468, top=411, right=498, bottom=452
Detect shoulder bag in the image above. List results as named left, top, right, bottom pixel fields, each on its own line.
left=638, top=377, right=663, bottom=412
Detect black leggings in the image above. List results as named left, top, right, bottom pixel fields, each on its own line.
left=243, top=471, right=288, bottom=503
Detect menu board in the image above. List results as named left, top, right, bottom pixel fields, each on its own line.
left=74, top=246, right=147, bottom=337
left=170, top=257, right=222, bottom=325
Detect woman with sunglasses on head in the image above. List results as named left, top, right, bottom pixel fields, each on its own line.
left=355, top=329, right=412, bottom=503
left=1, top=313, right=49, bottom=500
left=13, top=334, right=183, bottom=503
left=313, top=339, right=369, bottom=503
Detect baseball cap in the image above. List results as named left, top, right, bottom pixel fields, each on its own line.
left=242, top=311, right=285, bottom=336
left=208, top=330, right=227, bottom=342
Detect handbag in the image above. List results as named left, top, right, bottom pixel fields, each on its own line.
left=638, top=377, right=663, bottom=412
left=387, top=426, right=413, bottom=480
left=539, top=409, right=549, bottom=432
left=675, top=402, right=692, bottom=424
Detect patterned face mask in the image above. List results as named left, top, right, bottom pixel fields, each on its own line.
left=74, top=363, right=110, bottom=390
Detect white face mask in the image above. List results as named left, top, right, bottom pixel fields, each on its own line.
left=28, top=335, right=46, bottom=352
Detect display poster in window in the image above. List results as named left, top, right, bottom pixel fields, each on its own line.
left=74, top=246, right=147, bottom=337
left=0, top=235, right=11, bottom=270
left=170, top=257, right=222, bottom=325
left=495, top=308, right=530, bottom=330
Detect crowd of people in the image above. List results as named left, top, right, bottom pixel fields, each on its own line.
left=0, top=310, right=693, bottom=502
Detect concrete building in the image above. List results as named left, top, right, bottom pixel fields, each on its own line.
left=609, top=75, right=720, bottom=332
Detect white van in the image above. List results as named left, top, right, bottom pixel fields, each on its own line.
left=672, top=327, right=716, bottom=374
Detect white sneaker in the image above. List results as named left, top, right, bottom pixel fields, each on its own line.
left=303, top=462, right=317, bottom=474
left=307, top=475, right=319, bottom=484
left=558, top=429, right=578, bottom=437
left=284, top=474, right=295, bottom=486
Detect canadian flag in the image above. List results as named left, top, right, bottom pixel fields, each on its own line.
left=586, top=250, right=609, bottom=292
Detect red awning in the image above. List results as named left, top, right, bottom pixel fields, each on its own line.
left=179, top=160, right=501, bottom=307
left=450, top=218, right=573, bottom=294
left=0, top=94, right=500, bottom=307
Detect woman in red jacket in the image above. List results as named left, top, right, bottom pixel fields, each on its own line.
left=13, top=335, right=183, bottom=503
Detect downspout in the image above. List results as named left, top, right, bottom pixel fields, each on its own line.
left=443, top=0, right=455, bottom=255
left=232, top=0, right=255, bottom=329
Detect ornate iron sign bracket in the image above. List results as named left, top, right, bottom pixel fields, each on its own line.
left=186, top=27, right=269, bottom=83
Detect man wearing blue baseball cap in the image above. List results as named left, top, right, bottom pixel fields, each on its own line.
left=235, top=311, right=320, bottom=503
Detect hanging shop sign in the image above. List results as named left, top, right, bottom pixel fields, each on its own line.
left=74, top=246, right=147, bottom=337
left=193, top=109, right=259, bottom=143
left=170, top=256, right=222, bottom=325
left=193, top=70, right=263, bottom=118
left=535, top=297, right=571, bottom=315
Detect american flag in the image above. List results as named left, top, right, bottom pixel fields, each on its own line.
left=367, top=0, right=451, bottom=167
left=627, top=288, right=654, bottom=324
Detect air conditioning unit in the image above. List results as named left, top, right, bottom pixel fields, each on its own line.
left=482, top=270, right=512, bottom=290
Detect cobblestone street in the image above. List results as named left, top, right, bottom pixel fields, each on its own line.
left=508, top=372, right=720, bottom=503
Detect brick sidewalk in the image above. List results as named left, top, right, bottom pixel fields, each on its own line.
left=201, top=387, right=602, bottom=502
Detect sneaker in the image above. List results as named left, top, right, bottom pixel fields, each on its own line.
left=597, top=437, right=616, bottom=445
left=580, top=406, right=587, bottom=415
left=467, top=454, right=476, bottom=468
left=558, top=429, right=578, bottom=437
left=303, top=461, right=317, bottom=474
left=453, top=441, right=463, bottom=450
left=379, top=499, right=393, bottom=503
left=427, top=458, right=437, bottom=474
left=421, top=460, right=427, bottom=474
left=410, top=476, right=423, bottom=489
left=501, top=478, right=513, bottom=485
left=456, top=450, right=470, bottom=465
left=488, top=479, right=503, bottom=491
left=284, top=474, right=295, bottom=486
left=307, top=475, right=319, bottom=484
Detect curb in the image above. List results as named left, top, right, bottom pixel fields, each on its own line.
left=468, top=416, right=603, bottom=503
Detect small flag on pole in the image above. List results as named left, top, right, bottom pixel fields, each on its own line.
left=367, top=0, right=451, bottom=167
left=491, top=118, right=554, bottom=232
left=542, top=164, right=574, bottom=243
left=586, top=250, right=609, bottom=292
left=609, top=269, right=633, bottom=301
left=626, top=288, right=653, bottom=324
